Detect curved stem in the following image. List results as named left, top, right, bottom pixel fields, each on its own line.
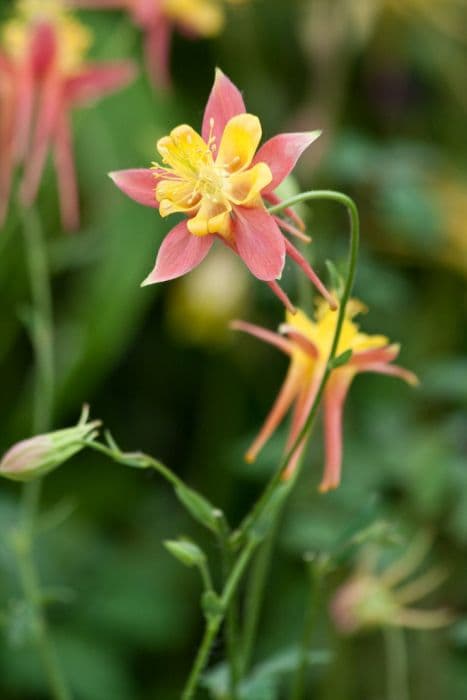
left=182, top=190, right=360, bottom=697
left=19, top=206, right=71, bottom=700
left=233, top=190, right=359, bottom=546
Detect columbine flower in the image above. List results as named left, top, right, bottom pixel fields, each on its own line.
left=232, top=298, right=418, bottom=491
left=331, top=534, right=452, bottom=634
left=0, top=0, right=136, bottom=229
left=110, top=68, right=334, bottom=311
left=0, top=405, right=100, bottom=481
left=70, top=0, right=247, bottom=88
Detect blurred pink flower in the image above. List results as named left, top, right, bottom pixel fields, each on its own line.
left=331, top=534, right=452, bottom=634
left=0, top=0, right=136, bottom=230
left=71, top=0, right=247, bottom=88
left=111, top=69, right=333, bottom=311
left=232, top=299, right=418, bottom=490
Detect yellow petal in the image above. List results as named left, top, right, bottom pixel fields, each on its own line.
left=187, top=199, right=231, bottom=237
left=157, top=125, right=213, bottom=179
left=216, top=114, right=262, bottom=172
left=156, top=179, right=201, bottom=216
left=225, top=163, right=272, bottom=205
left=163, top=0, right=224, bottom=37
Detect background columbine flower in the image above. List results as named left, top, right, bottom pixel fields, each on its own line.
left=0, top=0, right=136, bottom=229
left=110, top=68, right=334, bottom=311
left=331, top=535, right=452, bottom=634
left=70, top=0, right=248, bottom=88
left=232, top=298, right=418, bottom=491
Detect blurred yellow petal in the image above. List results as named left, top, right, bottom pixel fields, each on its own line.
left=163, top=0, right=224, bottom=37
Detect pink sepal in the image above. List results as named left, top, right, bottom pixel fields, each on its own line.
left=143, top=21, right=171, bottom=89
left=350, top=344, right=400, bottom=368
left=285, top=238, right=337, bottom=309
left=65, top=61, right=136, bottom=105
left=29, top=22, right=58, bottom=78
left=54, top=112, right=79, bottom=231
left=254, top=131, right=321, bottom=192
left=230, top=320, right=294, bottom=355
left=109, top=169, right=158, bottom=208
left=233, top=206, right=285, bottom=281
left=142, top=220, right=213, bottom=284
left=20, top=69, right=62, bottom=206
left=202, top=69, right=246, bottom=144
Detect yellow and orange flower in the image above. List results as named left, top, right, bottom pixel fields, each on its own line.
left=232, top=299, right=418, bottom=491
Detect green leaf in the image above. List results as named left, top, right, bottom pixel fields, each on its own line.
left=175, top=484, right=221, bottom=534
left=164, top=539, right=206, bottom=568
left=330, top=349, right=353, bottom=369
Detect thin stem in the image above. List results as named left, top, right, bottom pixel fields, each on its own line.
left=84, top=439, right=181, bottom=488
left=217, top=520, right=241, bottom=699
left=233, top=190, right=359, bottom=547
left=181, top=190, right=360, bottom=698
left=289, top=559, right=322, bottom=700
left=20, top=206, right=54, bottom=433
left=241, top=512, right=281, bottom=675
left=12, top=531, right=72, bottom=700
left=182, top=539, right=258, bottom=700
left=384, top=627, right=410, bottom=700
left=19, top=206, right=71, bottom=700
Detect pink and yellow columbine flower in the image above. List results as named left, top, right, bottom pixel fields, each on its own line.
left=232, top=299, right=418, bottom=491
left=110, top=69, right=334, bottom=311
left=70, top=0, right=247, bottom=88
left=0, top=0, right=135, bottom=230
left=331, top=535, right=452, bottom=634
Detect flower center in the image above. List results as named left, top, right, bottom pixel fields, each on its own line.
left=154, top=122, right=233, bottom=210
left=2, top=0, right=92, bottom=73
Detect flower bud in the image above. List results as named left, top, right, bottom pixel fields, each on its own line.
left=0, top=405, right=100, bottom=482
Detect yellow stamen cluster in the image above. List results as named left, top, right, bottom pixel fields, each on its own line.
left=284, top=299, right=388, bottom=368
left=153, top=114, right=272, bottom=237
left=2, top=0, right=92, bottom=73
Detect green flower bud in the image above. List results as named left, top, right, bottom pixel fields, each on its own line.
left=0, top=405, right=100, bottom=482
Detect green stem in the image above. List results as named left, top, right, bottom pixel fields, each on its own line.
left=21, top=206, right=54, bottom=433
left=289, top=559, right=322, bottom=700
left=233, top=190, right=360, bottom=547
left=241, top=512, right=280, bottom=675
left=182, top=190, right=360, bottom=698
left=182, top=539, right=258, bottom=700
left=13, top=531, right=72, bottom=700
left=19, top=206, right=71, bottom=700
left=217, top=520, right=241, bottom=698
left=384, top=627, right=410, bottom=700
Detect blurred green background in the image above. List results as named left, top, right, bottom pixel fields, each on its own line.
left=1, top=0, right=467, bottom=698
